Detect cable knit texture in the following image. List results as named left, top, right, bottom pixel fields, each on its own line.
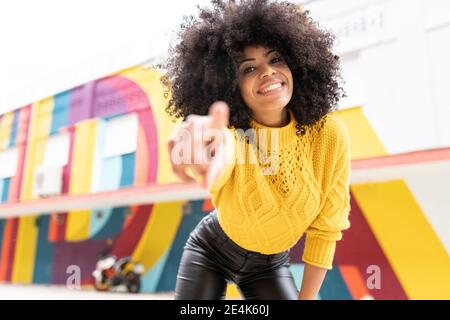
left=207, top=111, right=351, bottom=270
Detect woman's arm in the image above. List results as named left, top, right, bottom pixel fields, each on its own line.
left=298, top=263, right=327, bottom=300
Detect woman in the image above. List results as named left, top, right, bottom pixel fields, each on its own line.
left=163, top=0, right=351, bottom=300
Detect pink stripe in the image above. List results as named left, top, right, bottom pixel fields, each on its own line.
left=352, top=146, right=450, bottom=170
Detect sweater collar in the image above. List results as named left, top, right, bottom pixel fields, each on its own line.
left=249, top=109, right=297, bottom=146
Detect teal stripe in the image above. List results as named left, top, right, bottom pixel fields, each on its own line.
left=89, top=208, right=113, bottom=237
left=90, top=207, right=125, bottom=240
left=119, top=153, right=135, bottom=187
left=7, top=110, right=19, bottom=147
left=141, top=251, right=170, bottom=292
left=1, top=178, right=10, bottom=202
left=50, top=91, right=70, bottom=135
left=319, top=265, right=353, bottom=300
left=156, top=200, right=206, bottom=292
left=32, top=215, right=54, bottom=284
left=0, top=179, right=4, bottom=204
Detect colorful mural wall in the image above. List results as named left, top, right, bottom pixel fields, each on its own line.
left=0, top=66, right=448, bottom=299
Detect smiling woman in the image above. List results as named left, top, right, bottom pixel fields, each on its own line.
left=237, top=46, right=294, bottom=127
left=163, top=0, right=351, bottom=301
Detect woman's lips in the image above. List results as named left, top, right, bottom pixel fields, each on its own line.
left=257, top=82, right=286, bottom=96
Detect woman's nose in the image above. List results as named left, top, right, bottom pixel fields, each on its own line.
left=259, top=63, right=277, bottom=79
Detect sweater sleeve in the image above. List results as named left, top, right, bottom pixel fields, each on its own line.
left=302, top=119, right=351, bottom=270
left=207, top=128, right=237, bottom=195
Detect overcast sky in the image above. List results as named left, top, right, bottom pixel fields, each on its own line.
left=0, top=0, right=212, bottom=113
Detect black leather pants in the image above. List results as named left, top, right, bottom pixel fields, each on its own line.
left=175, top=210, right=299, bottom=300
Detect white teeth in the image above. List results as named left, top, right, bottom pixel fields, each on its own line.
left=260, top=83, right=282, bottom=94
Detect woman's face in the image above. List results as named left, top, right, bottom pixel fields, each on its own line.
left=237, top=45, right=293, bottom=117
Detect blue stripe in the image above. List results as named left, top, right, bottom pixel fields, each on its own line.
left=156, top=200, right=206, bottom=291
left=90, top=207, right=125, bottom=240
left=1, top=178, right=10, bottom=202
left=7, top=110, right=19, bottom=147
left=141, top=251, right=170, bottom=292
left=319, top=265, right=353, bottom=300
left=0, top=180, right=4, bottom=204
left=119, top=153, right=135, bottom=187
left=50, top=91, right=70, bottom=135
left=32, top=215, right=55, bottom=284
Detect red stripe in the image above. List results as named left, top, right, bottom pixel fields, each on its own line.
left=334, top=194, right=408, bottom=299
left=111, top=204, right=153, bottom=258
left=0, top=218, right=19, bottom=281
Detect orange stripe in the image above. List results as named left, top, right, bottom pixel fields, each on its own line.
left=48, top=214, right=59, bottom=242
left=134, top=122, right=149, bottom=187
left=202, top=198, right=214, bottom=212
left=339, top=265, right=370, bottom=300
left=0, top=218, right=17, bottom=281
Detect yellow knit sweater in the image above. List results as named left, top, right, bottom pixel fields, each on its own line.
left=207, top=111, right=351, bottom=270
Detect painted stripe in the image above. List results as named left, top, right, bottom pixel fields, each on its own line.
left=105, top=73, right=159, bottom=183
left=202, top=198, right=214, bottom=212
left=90, top=207, right=124, bottom=240
left=50, top=91, right=70, bottom=135
left=156, top=201, right=206, bottom=291
left=89, top=208, right=113, bottom=238
left=111, top=204, right=152, bottom=258
left=117, top=69, right=173, bottom=184
left=352, top=146, right=450, bottom=170
left=339, top=265, right=371, bottom=300
left=0, top=182, right=207, bottom=217
left=134, top=123, right=150, bottom=187
left=141, top=250, right=170, bottom=292
left=0, top=179, right=5, bottom=203
left=0, top=219, right=4, bottom=266
left=403, top=174, right=450, bottom=254
left=332, top=106, right=387, bottom=160
left=319, top=265, right=353, bottom=300
left=120, top=153, right=135, bottom=187
left=11, top=216, right=38, bottom=283
left=334, top=195, right=408, bottom=299
left=65, top=119, right=97, bottom=241
left=50, top=127, right=74, bottom=241
left=0, top=218, right=19, bottom=281
left=32, top=215, right=54, bottom=284
left=7, top=110, right=19, bottom=148
left=0, top=112, right=13, bottom=150
left=289, top=263, right=305, bottom=291
left=225, top=284, right=242, bottom=299
left=13, top=99, right=53, bottom=284
left=90, top=119, right=106, bottom=193
left=131, top=201, right=183, bottom=269
left=68, top=82, right=94, bottom=126
left=8, top=106, right=32, bottom=202
left=1, top=178, right=10, bottom=202
left=351, top=180, right=450, bottom=299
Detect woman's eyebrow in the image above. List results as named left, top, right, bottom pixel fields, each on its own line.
left=237, top=49, right=277, bottom=66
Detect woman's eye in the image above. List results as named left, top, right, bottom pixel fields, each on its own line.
left=271, top=56, right=283, bottom=63
left=243, top=66, right=255, bottom=74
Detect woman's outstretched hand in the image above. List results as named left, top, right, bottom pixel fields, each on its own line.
left=167, top=101, right=231, bottom=189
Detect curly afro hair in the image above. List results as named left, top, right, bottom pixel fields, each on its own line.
left=161, top=0, right=345, bottom=135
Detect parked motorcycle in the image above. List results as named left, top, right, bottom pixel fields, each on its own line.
left=92, top=255, right=144, bottom=293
